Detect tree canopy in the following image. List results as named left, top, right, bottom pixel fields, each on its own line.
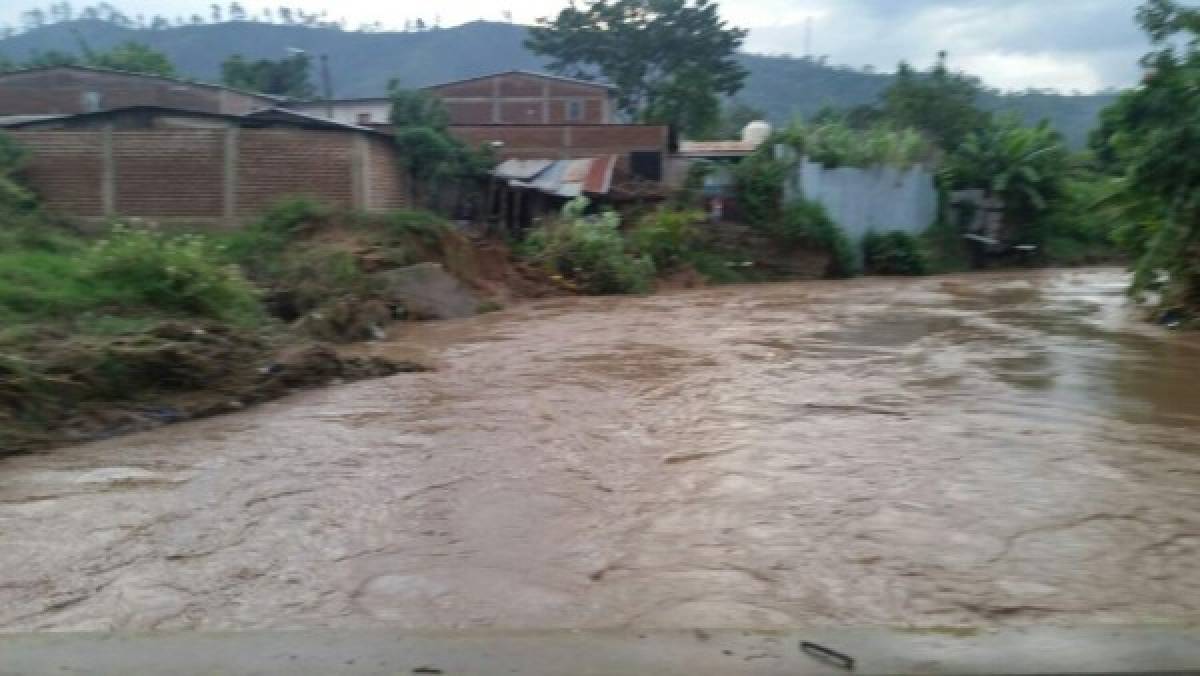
left=1090, top=0, right=1200, bottom=310
left=388, top=84, right=490, bottom=207
left=6, top=41, right=176, bottom=76
left=881, top=53, right=990, bottom=151
left=525, top=0, right=747, bottom=137
left=220, top=52, right=313, bottom=98
left=86, top=41, right=175, bottom=76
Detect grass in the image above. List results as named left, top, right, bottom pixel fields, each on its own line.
left=0, top=215, right=263, bottom=330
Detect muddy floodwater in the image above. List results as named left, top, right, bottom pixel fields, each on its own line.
left=2, top=268, right=1200, bottom=632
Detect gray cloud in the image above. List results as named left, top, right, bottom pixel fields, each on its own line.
left=0, top=0, right=1155, bottom=91
left=742, top=0, right=1150, bottom=91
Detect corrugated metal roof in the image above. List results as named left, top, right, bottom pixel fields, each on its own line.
left=498, top=155, right=618, bottom=198
left=494, top=159, right=556, bottom=181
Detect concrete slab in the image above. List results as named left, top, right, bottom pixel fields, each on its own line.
left=2, top=626, right=1199, bottom=675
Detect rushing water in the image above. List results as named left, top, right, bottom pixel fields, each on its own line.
left=2, top=268, right=1199, bottom=632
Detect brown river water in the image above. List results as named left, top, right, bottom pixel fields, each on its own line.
left=2, top=267, right=1200, bottom=632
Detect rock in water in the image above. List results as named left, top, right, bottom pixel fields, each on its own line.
left=376, top=263, right=482, bottom=320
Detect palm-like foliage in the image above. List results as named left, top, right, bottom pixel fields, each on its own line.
left=1092, top=0, right=1200, bottom=310
left=942, top=116, right=1068, bottom=220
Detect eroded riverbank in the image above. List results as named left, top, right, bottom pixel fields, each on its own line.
left=2, top=268, right=1199, bottom=631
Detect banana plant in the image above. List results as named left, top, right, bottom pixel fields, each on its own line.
left=941, top=115, right=1068, bottom=219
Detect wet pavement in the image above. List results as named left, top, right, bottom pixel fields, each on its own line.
left=2, top=268, right=1199, bottom=631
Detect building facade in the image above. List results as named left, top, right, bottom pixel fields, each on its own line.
left=4, top=107, right=406, bottom=224
left=0, top=66, right=280, bottom=116
left=288, top=98, right=392, bottom=126
left=425, top=71, right=616, bottom=126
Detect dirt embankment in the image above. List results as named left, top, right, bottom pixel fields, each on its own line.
left=0, top=323, right=421, bottom=453
left=0, top=226, right=562, bottom=455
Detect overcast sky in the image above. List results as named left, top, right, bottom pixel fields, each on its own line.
left=4, top=0, right=1155, bottom=92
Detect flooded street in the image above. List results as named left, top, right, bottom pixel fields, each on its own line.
left=2, top=267, right=1200, bottom=632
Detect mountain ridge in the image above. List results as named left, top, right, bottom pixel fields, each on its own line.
left=0, top=19, right=1117, bottom=146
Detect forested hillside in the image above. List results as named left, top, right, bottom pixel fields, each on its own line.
left=0, top=19, right=1117, bottom=146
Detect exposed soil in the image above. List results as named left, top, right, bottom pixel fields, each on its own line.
left=0, top=322, right=423, bottom=454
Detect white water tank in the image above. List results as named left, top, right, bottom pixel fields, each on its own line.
left=742, top=120, right=773, bottom=146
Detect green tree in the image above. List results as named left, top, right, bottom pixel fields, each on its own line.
left=1090, top=0, right=1200, bottom=310
left=881, top=52, right=990, bottom=151
left=941, top=116, right=1069, bottom=242
left=25, top=49, right=80, bottom=68
left=714, top=102, right=767, bottom=139
left=388, top=85, right=490, bottom=207
left=641, top=65, right=722, bottom=138
left=389, top=86, right=450, bottom=130
left=526, top=0, right=747, bottom=136
left=220, top=53, right=314, bottom=98
left=87, top=41, right=175, bottom=76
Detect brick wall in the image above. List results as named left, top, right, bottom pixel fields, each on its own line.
left=114, top=131, right=224, bottom=217
left=236, top=130, right=355, bottom=216
left=428, top=73, right=612, bottom=125
left=449, top=125, right=669, bottom=160
left=0, top=68, right=273, bottom=115
left=366, top=135, right=408, bottom=211
left=14, top=132, right=104, bottom=216
left=10, top=128, right=408, bottom=225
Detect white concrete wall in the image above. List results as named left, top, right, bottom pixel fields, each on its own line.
left=784, top=155, right=939, bottom=247
left=289, top=101, right=392, bottom=125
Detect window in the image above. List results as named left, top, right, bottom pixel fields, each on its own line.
left=357, top=112, right=372, bottom=125
left=630, top=151, right=663, bottom=181
left=566, top=100, right=584, bottom=122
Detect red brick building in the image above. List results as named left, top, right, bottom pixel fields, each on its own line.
left=0, top=66, right=280, bottom=116
left=425, top=71, right=616, bottom=126
left=3, top=107, right=407, bottom=225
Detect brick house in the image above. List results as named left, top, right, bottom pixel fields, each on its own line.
left=289, top=71, right=618, bottom=127
left=2, top=106, right=407, bottom=225
left=425, top=71, right=616, bottom=126
left=0, top=65, right=281, bottom=116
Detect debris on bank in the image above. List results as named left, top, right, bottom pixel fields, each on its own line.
left=0, top=322, right=425, bottom=454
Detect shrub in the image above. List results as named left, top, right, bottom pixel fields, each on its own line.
left=862, top=231, right=930, bottom=275
left=222, top=197, right=336, bottom=271
left=523, top=198, right=655, bottom=295
left=0, top=247, right=94, bottom=322
left=776, top=119, right=935, bottom=169
left=0, top=132, right=34, bottom=211
left=372, top=209, right=450, bottom=244
left=629, top=209, right=703, bottom=270
left=82, top=224, right=262, bottom=323
left=733, top=151, right=787, bottom=226
left=772, top=200, right=860, bottom=278
left=276, top=247, right=374, bottom=315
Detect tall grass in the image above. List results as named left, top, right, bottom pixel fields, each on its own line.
left=0, top=221, right=262, bottom=325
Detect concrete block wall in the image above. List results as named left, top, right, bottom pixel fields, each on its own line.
left=10, top=128, right=409, bottom=225
left=784, top=155, right=939, bottom=254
